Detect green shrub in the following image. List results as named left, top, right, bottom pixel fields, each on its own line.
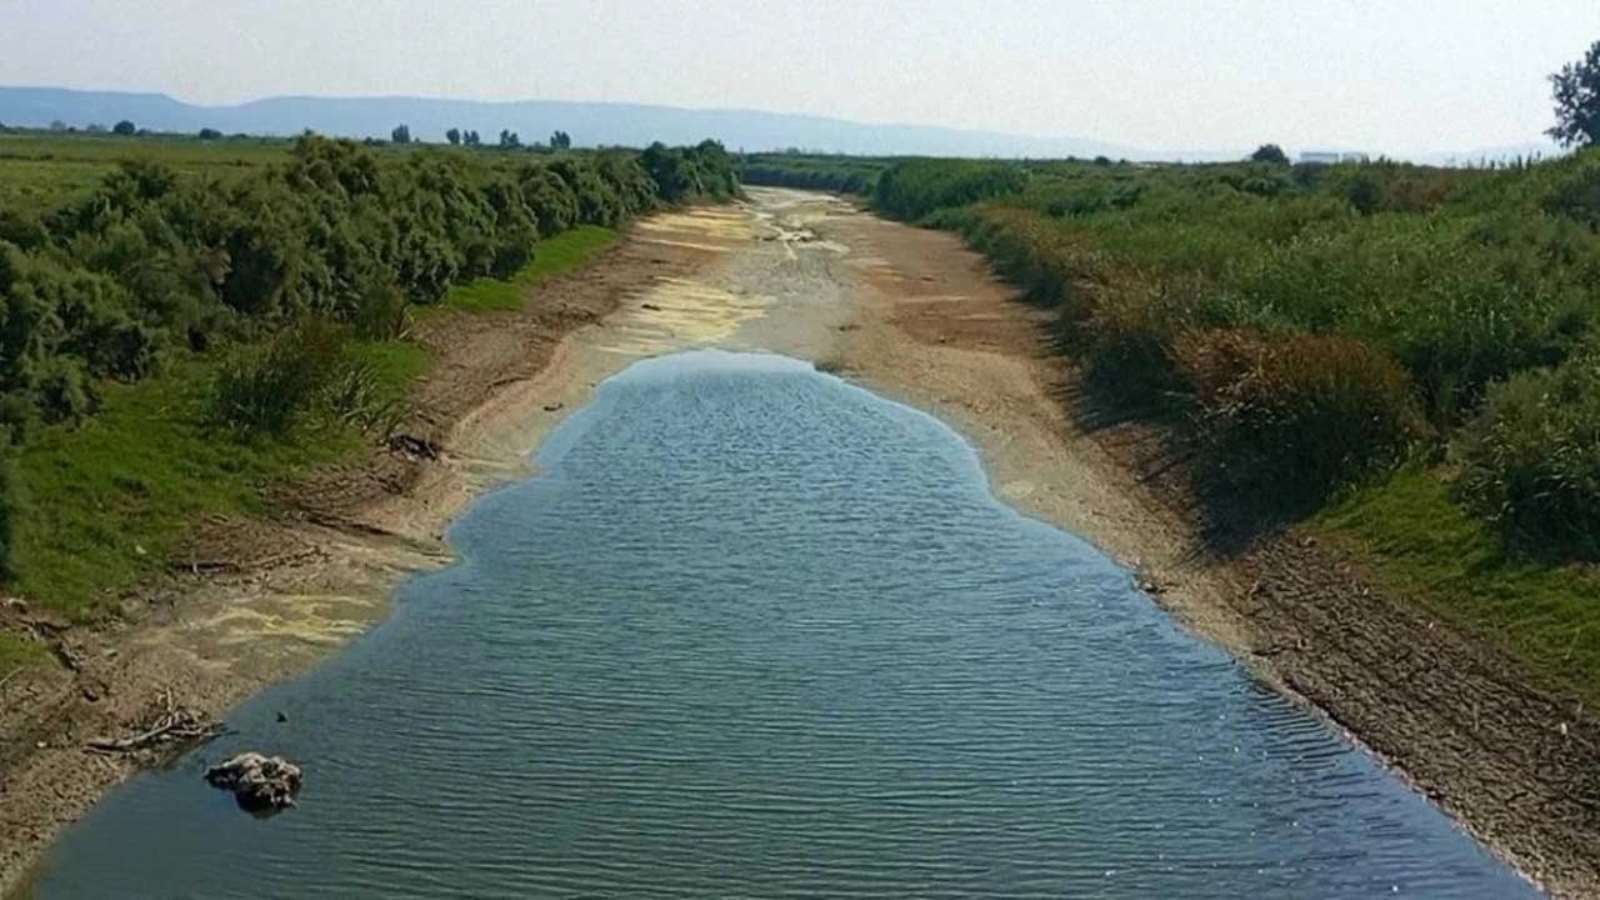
left=1542, top=160, right=1600, bottom=230
left=349, top=281, right=412, bottom=340
left=738, top=155, right=885, bottom=194
left=1174, top=329, right=1425, bottom=500
left=873, top=159, right=1026, bottom=220
left=320, top=359, right=404, bottom=437
left=210, top=320, right=345, bottom=435
left=0, top=452, right=17, bottom=580
left=1081, top=275, right=1195, bottom=401
left=1455, top=348, right=1600, bottom=558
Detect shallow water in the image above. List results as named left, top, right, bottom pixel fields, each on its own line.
left=34, top=351, right=1532, bottom=898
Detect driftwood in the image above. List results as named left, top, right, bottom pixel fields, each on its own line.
left=86, top=688, right=224, bottom=754
left=387, top=432, right=440, bottom=460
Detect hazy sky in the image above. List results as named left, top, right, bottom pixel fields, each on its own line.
left=3, top=0, right=1597, bottom=155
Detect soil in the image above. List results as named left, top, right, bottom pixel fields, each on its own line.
left=2, top=188, right=1594, bottom=897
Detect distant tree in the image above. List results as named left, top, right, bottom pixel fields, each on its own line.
left=550, top=129, right=572, bottom=150
left=498, top=129, right=521, bottom=149
left=1092, top=155, right=1112, bottom=166
left=85, top=123, right=108, bottom=135
left=112, top=120, right=136, bottom=136
left=1549, top=40, right=1600, bottom=148
left=446, top=127, right=461, bottom=146
left=49, top=120, right=66, bottom=131
left=1250, top=143, right=1289, bottom=165
left=391, top=123, right=412, bottom=144
left=198, top=127, right=223, bottom=140
left=463, top=129, right=481, bottom=147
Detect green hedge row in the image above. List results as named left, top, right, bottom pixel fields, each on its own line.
left=0, top=134, right=739, bottom=577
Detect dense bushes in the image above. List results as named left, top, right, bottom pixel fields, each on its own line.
left=1456, top=348, right=1600, bottom=558
left=641, top=140, right=739, bottom=203
left=739, top=154, right=889, bottom=194
left=1175, top=330, right=1425, bottom=500
left=0, top=135, right=737, bottom=431
left=873, top=159, right=1026, bottom=220
left=0, top=134, right=738, bottom=578
left=839, top=150, right=1600, bottom=554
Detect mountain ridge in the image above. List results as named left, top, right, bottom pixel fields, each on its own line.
left=0, top=85, right=1146, bottom=159
left=0, top=86, right=1562, bottom=164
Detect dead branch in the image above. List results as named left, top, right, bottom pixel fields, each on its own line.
left=85, top=688, right=225, bottom=754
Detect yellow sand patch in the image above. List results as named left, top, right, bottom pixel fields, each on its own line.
left=182, top=595, right=379, bottom=650
left=595, top=277, right=770, bottom=355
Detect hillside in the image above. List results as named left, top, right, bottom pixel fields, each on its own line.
left=0, top=86, right=1144, bottom=158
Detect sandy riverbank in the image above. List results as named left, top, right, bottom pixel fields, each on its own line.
left=3, top=187, right=1593, bottom=896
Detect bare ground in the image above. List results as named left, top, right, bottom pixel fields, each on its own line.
left=3, top=188, right=1594, bottom=897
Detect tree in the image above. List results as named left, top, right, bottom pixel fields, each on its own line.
left=446, top=127, right=461, bottom=146
left=464, top=130, right=481, bottom=147
left=198, top=127, right=223, bottom=140
left=1250, top=143, right=1289, bottom=165
left=391, top=124, right=412, bottom=144
left=550, top=129, right=572, bottom=150
left=498, top=129, right=521, bottom=149
left=112, top=120, right=137, bottom=136
left=1549, top=41, right=1600, bottom=148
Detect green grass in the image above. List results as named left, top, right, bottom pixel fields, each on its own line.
left=0, top=131, right=292, bottom=212
left=345, top=339, right=434, bottom=405
left=0, top=631, right=44, bottom=673
left=0, top=158, right=113, bottom=213
left=1317, top=468, right=1600, bottom=702
left=439, top=225, right=618, bottom=313
left=10, top=356, right=370, bottom=620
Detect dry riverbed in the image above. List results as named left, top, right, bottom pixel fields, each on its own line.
left=1, top=187, right=1593, bottom=897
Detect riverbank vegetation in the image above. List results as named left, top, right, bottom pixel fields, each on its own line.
left=0, top=132, right=738, bottom=616
left=743, top=147, right=1600, bottom=697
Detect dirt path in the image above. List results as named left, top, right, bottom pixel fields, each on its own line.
left=3, top=187, right=1592, bottom=896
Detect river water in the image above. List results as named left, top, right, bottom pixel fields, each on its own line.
left=32, top=351, right=1532, bottom=898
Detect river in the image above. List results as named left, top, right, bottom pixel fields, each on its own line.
left=29, top=351, right=1532, bottom=898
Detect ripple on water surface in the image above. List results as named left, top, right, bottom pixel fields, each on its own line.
left=35, top=351, right=1533, bottom=898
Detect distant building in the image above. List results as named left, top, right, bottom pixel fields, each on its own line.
left=1300, top=151, right=1371, bottom=165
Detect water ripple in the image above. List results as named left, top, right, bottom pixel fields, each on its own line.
left=36, top=351, right=1531, bottom=899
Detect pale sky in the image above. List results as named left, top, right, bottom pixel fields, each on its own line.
left=2, top=0, right=1597, bottom=156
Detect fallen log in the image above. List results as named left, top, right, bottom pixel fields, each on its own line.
left=85, top=688, right=224, bottom=754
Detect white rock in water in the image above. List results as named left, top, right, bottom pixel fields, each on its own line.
left=205, top=751, right=303, bottom=812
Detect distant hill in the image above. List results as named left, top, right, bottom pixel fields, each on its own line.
left=0, top=86, right=1145, bottom=159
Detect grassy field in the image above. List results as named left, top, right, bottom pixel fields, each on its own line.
left=1319, top=470, right=1600, bottom=700
left=9, top=355, right=369, bottom=616
left=0, top=132, right=292, bottom=211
